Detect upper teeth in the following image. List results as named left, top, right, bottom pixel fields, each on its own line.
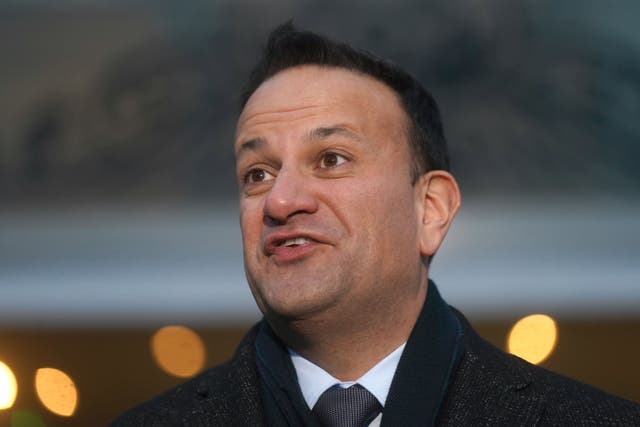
left=282, top=237, right=310, bottom=247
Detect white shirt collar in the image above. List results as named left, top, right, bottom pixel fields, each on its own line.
left=289, top=342, right=406, bottom=410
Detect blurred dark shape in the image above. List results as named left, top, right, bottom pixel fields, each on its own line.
left=85, top=33, right=240, bottom=200
left=22, top=101, right=64, bottom=184
left=2, top=1, right=639, bottom=205
left=11, top=31, right=241, bottom=203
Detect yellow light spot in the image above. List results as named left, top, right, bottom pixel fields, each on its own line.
left=0, top=360, right=18, bottom=410
left=507, top=314, right=558, bottom=365
left=34, top=368, right=78, bottom=417
left=151, top=325, right=206, bottom=378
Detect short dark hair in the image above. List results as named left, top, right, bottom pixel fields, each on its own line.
left=241, top=22, right=450, bottom=178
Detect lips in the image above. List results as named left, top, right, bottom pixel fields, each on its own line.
left=263, top=232, right=326, bottom=260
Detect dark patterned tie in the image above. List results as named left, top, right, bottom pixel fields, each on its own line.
left=312, top=384, right=382, bottom=427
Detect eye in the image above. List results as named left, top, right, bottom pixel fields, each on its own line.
left=245, top=168, right=275, bottom=184
left=319, top=152, right=348, bottom=169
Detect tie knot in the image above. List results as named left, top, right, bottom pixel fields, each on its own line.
left=312, top=384, right=382, bottom=427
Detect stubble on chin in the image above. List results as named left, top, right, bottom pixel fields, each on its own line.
left=248, top=268, right=350, bottom=324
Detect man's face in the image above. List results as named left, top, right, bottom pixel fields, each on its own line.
left=235, top=66, right=426, bottom=322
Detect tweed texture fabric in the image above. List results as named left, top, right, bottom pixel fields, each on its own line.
left=110, top=324, right=265, bottom=427
left=111, top=310, right=640, bottom=426
left=312, top=384, right=382, bottom=427
left=435, top=309, right=640, bottom=427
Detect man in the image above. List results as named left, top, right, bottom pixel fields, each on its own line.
left=113, top=23, right=640, bottom=426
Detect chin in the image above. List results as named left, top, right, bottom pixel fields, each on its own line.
left=261, top=298, right=322, bottom=321
left=259, top=288, right=340, bottom=323
left=248, top=271, right=346, bottom=320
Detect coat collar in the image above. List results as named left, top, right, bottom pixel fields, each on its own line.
left=198, top=284, right=547, bottom=426
left=381, top=280, right=464, bottom=426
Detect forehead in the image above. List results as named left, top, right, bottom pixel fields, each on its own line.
left=236, top=65, right=408, bottom=146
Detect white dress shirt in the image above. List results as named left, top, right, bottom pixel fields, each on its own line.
left=289, top=343, right=406, bottom=427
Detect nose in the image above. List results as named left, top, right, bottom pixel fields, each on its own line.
left=263, top=168, right=318, bottom=225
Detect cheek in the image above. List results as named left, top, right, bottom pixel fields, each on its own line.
left=239, top=200, right=263, bottom=250
left=369, top=180, right=418, bottom=241
left=337, top=178, right=417, bottom=242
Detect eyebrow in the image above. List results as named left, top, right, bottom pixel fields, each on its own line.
left=306, top=126, right=364, bottom=142
left=236, top=137, right=265, bottom=157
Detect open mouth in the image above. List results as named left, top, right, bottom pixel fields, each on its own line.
left=277, top=237, right=311, bottom=248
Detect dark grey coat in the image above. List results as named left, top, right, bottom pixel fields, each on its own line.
left=111, top=312, right=640, bottom=426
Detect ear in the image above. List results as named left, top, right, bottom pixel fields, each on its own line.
left=414, top=170, right=461, bottom=257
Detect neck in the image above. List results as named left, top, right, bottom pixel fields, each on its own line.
left=268, top=280, right=428, bottom=381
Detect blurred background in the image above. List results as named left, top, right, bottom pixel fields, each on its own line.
left=1, top=0, right=639, bottom=425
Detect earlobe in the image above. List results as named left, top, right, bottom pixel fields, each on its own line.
left=415, top=171, right=461, bottom=257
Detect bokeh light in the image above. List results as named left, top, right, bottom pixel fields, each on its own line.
left=151, top=325, right=206, bottom=378
left=0, top=360, right=18, bottom=410
left=11, top=409, right=47, bottom=427
left=507, top=314, right=558, bottom=365
left=34, top=368, right=78, bottom=417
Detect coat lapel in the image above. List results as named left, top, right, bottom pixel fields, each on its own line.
left=437, top=310, right=546, bottom=426
left=191, top=325, right=266, bottom=426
